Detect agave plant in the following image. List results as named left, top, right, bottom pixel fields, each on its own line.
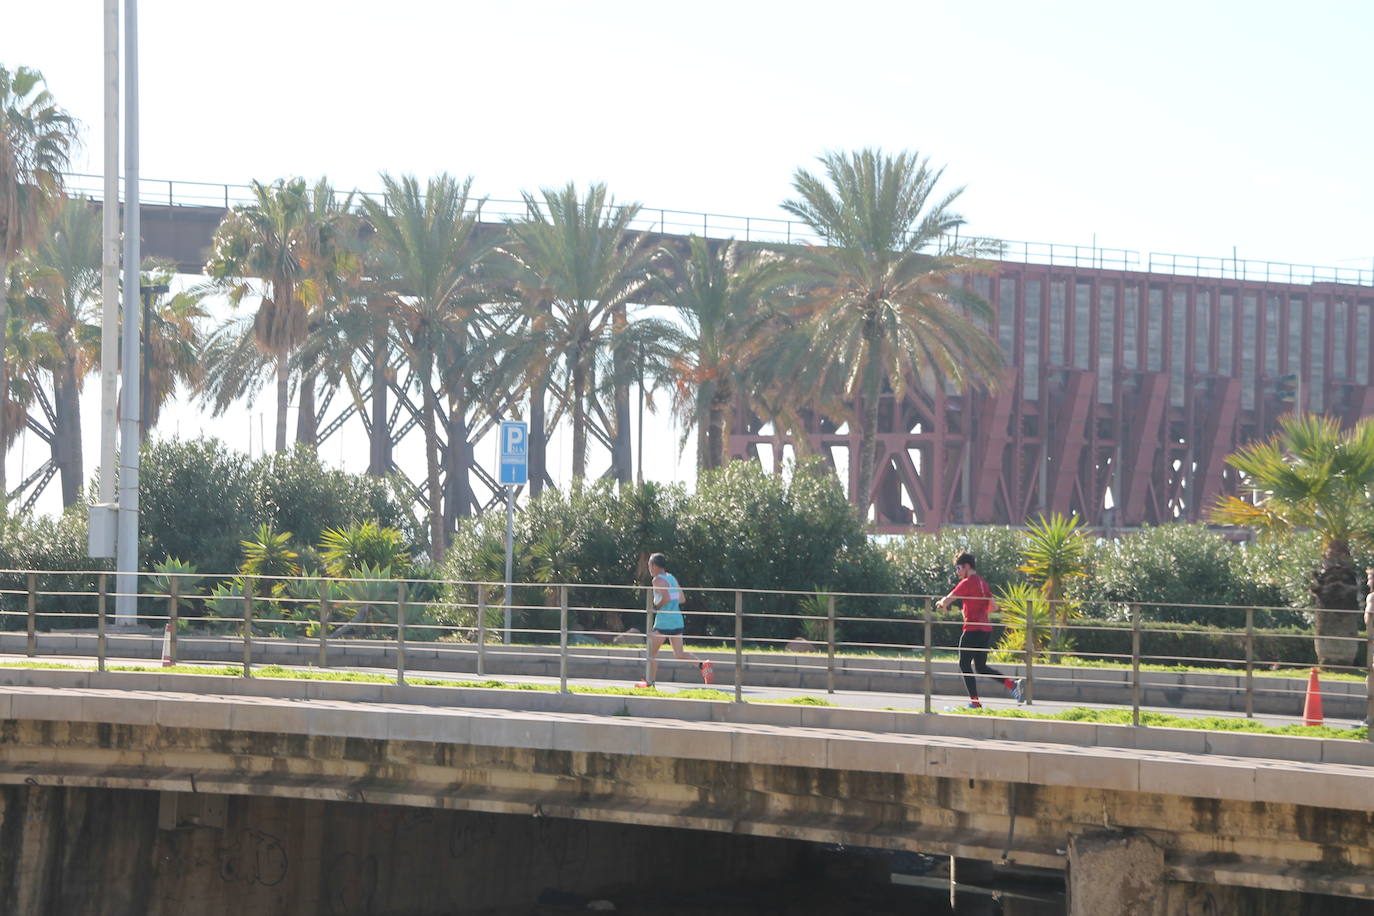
left=334, top=562, right=398, bottom=637
left=239, top=523, right=300, bottom=598
left=797, top=589, right=833, bottom=645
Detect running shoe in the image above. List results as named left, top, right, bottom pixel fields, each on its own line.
left=1012, top=678, right=1026, bottom=703
left=700, top=661, right=715, bottom=685
left=635, top=679, right=654, bottom=689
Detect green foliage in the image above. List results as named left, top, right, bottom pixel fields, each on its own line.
left=140, top=437, right=419, bottom=575
left=1079, top=524, right=1301, bottom=628
left=0, top=504, right=108, bottom=626
left=319, top=520, right=411, bottom=577
left=884, top=526, right=1026, bottom=598
left=247, top=445, right=420, bottom=555
left=991, top=581, right=1073, bottom=662
left=140, top=438, right=256, bottom=576
left=441, top=460, right=894, bottom=643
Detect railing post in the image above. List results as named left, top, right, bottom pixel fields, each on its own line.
left=477, top=587, right=487, bottom=677
left=26, top=573, right=36, bottom=657
left=734, top=591, right=744, bottom=703
left=1023, top=596, right=1035, bottom=705
left=643, top=585, right=654, bottom=686
left=923, top=598, right=934, bottom=714
left=318, top=579, right=330, bottom=669
left=826, top=594, right=836, bottom=695
left=1366, top=624, right=1374, bottom=742
left=242, top=578, right=254, bottom=679
left=558, top=585, right=569, bottom=694
left=1130, top=604, right=1141, bottom=726
left=396, top=580, right=407, bottom=687
left=1245, top=607, right=1255, bottom=719
left=168, top=577, right=180, bottom=665
left=97, top=573, right=108, bottom=672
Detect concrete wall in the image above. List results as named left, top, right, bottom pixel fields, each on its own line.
left=0, top=785, right=808, bottom=916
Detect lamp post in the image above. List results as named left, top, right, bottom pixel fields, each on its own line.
left=114, top=0, right=141, bottom=626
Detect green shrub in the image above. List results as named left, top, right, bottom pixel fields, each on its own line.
left=884, top=526, right=1026, bottom=599
left=1079, top=524, right=1305, bottom=628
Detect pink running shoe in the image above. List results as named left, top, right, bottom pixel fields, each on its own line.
left=700, top=661, right=715, bottom=685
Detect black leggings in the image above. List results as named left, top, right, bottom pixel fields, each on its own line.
left=958, top=629, right=1005, bottom=699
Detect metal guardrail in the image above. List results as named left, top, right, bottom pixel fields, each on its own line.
left=0, top=568, right=1370, bottom=739
left=61, top=171, right=1373, bottom=286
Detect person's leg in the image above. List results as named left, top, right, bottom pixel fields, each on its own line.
left=968, top=630, right=1017, bottom=695
left=668, top=635, right=699, bottom=662
left=958, top=631, right=980, bottom=703
left=647, top=632, right=665, bottom=683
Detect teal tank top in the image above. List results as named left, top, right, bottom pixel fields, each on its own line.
left=654, top=572, right=685, bottom=629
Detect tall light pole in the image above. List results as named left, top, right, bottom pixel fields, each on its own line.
left=98, top=0, right=119, bottom=512
left=89, top=0, right=120, bottom=564
left=115, top=0, right=142, bottom=625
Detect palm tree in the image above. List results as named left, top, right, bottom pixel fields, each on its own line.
left=501, top=183, right=659, bottom=483
left=294, top=179, right=360, bottom=447
left=1212, top=414, right=1374, bottom=668
left=139, top=265, right=210, bottom=432
left=656, top=236, right=791, bottom=471
left=360, top=172, right=492, bottom=562
left=15, top=196, right=100, bottom=506
left=205, top=177, right=343, bottom=452
left=0, top=65, right=78, bottom=498
left=778, top=148, right=1004, bottom=520
left=1018, top=513, right=1089, bottom=660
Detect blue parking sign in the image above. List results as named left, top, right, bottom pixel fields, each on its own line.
left=498, top=421, right=528, bottom=486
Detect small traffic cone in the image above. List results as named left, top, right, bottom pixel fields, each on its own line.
left=161, top=622, right=174, bottom=668
left=1302, top=667, right=1323, bottom=726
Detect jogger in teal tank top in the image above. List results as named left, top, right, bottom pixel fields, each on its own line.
left=640, top=552, right=714, bottom=688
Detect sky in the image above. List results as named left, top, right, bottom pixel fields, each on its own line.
left=3, top=0, right=1373, bottom=516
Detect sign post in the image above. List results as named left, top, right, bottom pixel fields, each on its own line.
left=498, top=422, right=528, bottom=645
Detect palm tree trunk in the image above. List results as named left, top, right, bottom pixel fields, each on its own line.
left=1313, top=538, right=1360, bottom=668
left=707, top=379, right=733, bottom=470
left=420, top=359, right=445, bottom=562
left=274, top=351, right=289, bottom=452
left=295, top=369, right=318, bottom=447
left=611, top=306, right=632, bottom=483
left=854, top=347, right=883, bottom=522
left=54, top=359, right=83, bottom=507
left=696, top=404, right=710, bottom=473
left=529, top=373, right=546, bottom=496
left=368, top=335, right=390, bottom=476
left=444, top=394, right=475, bottom=530
left=0, top=252, right=9, bottom=501
left=571, top=358, right=587, bottom=483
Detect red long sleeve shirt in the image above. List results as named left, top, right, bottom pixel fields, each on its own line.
left=950, top=573, right=994, bottom=632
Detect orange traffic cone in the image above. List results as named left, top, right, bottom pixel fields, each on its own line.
left=1302, top=667, right=1323, bottom=726
left=161, top=622, right=174, bottom=668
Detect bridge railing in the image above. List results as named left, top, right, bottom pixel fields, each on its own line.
left=0, top=568, right=1368, bottom=737
left=61, top=171, right=1373, bottom=285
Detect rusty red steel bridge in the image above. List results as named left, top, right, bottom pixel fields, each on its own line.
left=76, top=174, right=1374, bottom=534
left=731, top=264, right=1374, bottom=532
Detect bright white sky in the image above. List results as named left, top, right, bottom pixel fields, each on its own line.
left=3, top=0, right=1373, bottom=517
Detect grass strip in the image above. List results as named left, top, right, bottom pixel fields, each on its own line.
left=948, top=704, right=1368, bottom=740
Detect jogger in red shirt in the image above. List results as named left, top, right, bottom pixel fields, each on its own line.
left=936, top=552, right=1024, bottom=708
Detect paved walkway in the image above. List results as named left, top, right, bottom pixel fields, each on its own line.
left=3, top=651, right=1363, bottom=732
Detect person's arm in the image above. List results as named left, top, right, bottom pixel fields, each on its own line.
left=1365, top=594, right=1373, bottom=633
left=652, top=574, right=667, bottom=610
left=936, top=578, right=968, bottom=610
